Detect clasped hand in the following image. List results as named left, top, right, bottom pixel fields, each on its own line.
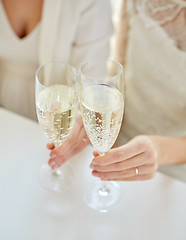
left=47, top=112, right=90, bottom=169
left=47, top=114, right=159, bottom=181
left=90, top=136, right=159, bottom=181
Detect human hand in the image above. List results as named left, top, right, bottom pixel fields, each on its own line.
left=90, top=135, right=159, bottom=181
left=47, top=112, right=90, bottom=169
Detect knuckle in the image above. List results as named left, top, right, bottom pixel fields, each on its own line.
left=50, top=151, right=57, bottom=158
left=56, top=156, right=64, bottom=164
left=115, top=162, right=123, bottom=170
left=146, top=164, right=157, bottom=175
left=113, top=150, right=123, bottom=160
left=144, top=138, right=153, bottom=150
left=120, top=170, right=130, bottom=178
left=151, top=162, right=157, bottom=170
left=99, top=173, right=107, bottom=179
left=133, top=135, right=152, bottom=150
left=120, top=171, right=125, bottom=177
left=153, top=163, right=158, bottom=172
left=48, top=159, right=52, bottom=165
left=93, top=165, right=102, bottom=172
left=148, top=173, right=155, bottom=179
left=151, top=149, right=158, bottom=159
left=146, top=149, right=157, bottom=162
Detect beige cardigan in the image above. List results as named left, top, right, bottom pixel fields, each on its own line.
left=39, top=0, right=113, bottom=67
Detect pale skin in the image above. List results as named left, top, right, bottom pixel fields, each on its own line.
left=2, top=0, right=43, bottom=38
left=48, top=117, right=186, bottom=181
left=90, top=135, right=186, bottom=181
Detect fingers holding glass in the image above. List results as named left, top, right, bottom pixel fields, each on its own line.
left=90, top=137, right=159, bottom=182
left=91, top=164, right=157, bottom=181
left=35, top=62, right=78, bottom=193
left=79, top=60, right=124, bottom=212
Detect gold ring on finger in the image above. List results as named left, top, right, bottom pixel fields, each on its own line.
left=135, top=167, right=139, bottom=175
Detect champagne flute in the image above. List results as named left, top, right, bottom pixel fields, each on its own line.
left=79, top=60, right=124, bottom=212
left=35, top=62, right=78, bottom=193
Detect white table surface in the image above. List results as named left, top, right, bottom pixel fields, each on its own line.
left=0, top=108, right=186, bottom=240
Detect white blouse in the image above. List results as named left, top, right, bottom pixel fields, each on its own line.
left=0, top=1, right=40, bottom=119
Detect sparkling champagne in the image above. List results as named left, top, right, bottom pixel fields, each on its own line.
left=80, top=84, right=124, bottom=154
left=36, top=84, right=78, bottom=145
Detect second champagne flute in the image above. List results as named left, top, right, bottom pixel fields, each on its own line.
left=35, top=62, right=78, bottom=193
left=79, top=60, right=124, bottom=212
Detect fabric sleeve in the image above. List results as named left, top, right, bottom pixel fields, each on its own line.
left=69, top=0, right=113, bottom=68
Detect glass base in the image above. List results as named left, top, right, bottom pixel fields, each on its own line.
left=84, top=180, right=120, bottom=213
left=38, top=163, right=74, bottom=194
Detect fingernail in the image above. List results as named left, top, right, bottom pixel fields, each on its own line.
left=52, top=164, right=59, bottom=169
left=51, top=153, right=57, bottom=158
left=90, top=164, right=95, bottom=169
left=51, top=165, right=58, bottom=170
left=50, top=161, right=56, bottom=166
left=92, top=171, right=99, bottom=177
left=92, top=159, right=97, bottom=165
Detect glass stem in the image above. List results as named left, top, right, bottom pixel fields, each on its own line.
left=51, top=141, right=62, bottom=176
left=97, top=152, right=110, bottom=197
left=99, top=181, right=110, bottom=197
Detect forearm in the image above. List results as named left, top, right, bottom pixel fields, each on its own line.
left=150, top=135, right=186, bottom=165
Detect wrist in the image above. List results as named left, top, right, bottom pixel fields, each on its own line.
left=149, top=135, right=166, bottom=166
left=149, top=135, right=186, bottom=165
